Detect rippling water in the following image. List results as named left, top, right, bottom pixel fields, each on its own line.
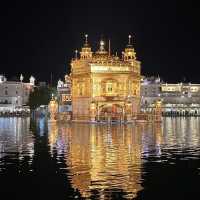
left=0, top=117, right=200, bottom=199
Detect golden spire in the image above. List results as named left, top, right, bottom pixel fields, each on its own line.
left=123, top=34, right=136, bottom=61
left=108, top=39, right=111, bottom=57
left=100, top=40, right=105, bottom=51
left=128, top=35, right=131, bottom=44
left=85, top=34, right=88, bottom=45
left=83, top=34, right=90, bottom=47
left=80, top=34, right=92, bottom=59
left=127, top=34, right=133, bottom=47
left=75, top=49, right=78, bottom=59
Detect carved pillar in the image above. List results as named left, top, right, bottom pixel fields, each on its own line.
left=154, top=100, right=162, bottom=122
left=90, top=101, right=97, bottom=122
left=125, top=101, right=132, bottom=122
left=97, top=104, right=100, bottom=122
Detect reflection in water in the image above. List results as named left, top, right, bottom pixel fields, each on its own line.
left=0, top=117, right=34, bottom=159
left=36, top=116, right=47, bottom=136
left=48, top=118, right=200, bottom=199
left=48, top=122, right=162, bottom=199
left=0, top=117, right=200, bottom=199
left=162, top=117, right=200, bottom=150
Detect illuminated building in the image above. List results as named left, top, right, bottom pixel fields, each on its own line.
left=141, top=76, right=200, bottom=116
left=57, top=74, right=72, bottom=112
left=0, top=74, right=35, bottom=113
left=71, top=35, right=141, bottom=122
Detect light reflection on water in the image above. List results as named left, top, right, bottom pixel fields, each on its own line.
left=47, top=117, right=200, bottom=199
left=0, top=117, right=34, bottom=159
left=0, top=117, right=200, bottom=199
left=48, top=123, right=144, bottom=199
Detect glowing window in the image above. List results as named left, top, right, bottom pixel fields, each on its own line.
left=107, top=83, right=112, bottom=92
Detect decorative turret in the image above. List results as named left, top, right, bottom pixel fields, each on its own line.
left=64, top=74, right=71, bottom=90
left=20, top=74, right=24, bottom=82
left=0, top=75, right=6, bottom=83
left=96, top=40, right=108, bottom=55
left=65, top=74, right=71, bottom=84
left=80, top=34, right=92, bottom=59
left=29, top=76, right=35, bottom=86
left=57, top=79, right=64, bottom=88
left=123, top=35, right=136, bottom=61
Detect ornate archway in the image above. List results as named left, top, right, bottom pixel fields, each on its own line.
left=98, top=104, right=124, bottom=121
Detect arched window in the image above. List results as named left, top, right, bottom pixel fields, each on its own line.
left=107, top=83, right=112, bottom=92
left=102, top=79, right=118, bottom=96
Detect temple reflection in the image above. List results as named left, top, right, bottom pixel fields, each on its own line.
left=47, top=118, right=200, bottom=199
left=49, top=118, right=200, bottom=199
left=48, top=123, right=145, bottom=199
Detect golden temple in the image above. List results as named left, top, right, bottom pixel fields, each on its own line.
left=71, top=35, right=141, bottom=122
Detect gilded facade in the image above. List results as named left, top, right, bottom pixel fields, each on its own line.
left=71, top=35, right=141, bottom=122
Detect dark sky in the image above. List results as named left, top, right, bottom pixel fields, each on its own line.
left=0, top=0, right=199, bottom=84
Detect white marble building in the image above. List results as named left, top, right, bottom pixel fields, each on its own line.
left=141, top=76, right=162, bottom=107
left=141, top=76, right=200, bottom=115
left=57, top=74, right=72, bottom=112
left=0, top=75, right=35, bottom=113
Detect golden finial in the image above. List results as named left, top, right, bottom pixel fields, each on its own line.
left=128, top=35, right=132, bottom=45
left=100, top=40, right=104, bottom=46
left=75, top=49, right=78, bottom=59
left=122, top=51, right=124, bottom=59
left=108, top=39, right=111, bottom=56
left=100, top=40, right=105, bottom=51
left=85, top=34, right=88, bottom=44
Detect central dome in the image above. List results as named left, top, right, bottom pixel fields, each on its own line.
left=95, top=40, right=108, bottom=55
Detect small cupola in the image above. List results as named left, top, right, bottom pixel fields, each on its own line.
left=123, top=35, right=136, bottom=61
left=80, top=34, right=92, bottom=59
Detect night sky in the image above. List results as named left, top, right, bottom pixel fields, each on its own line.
left=0, top=0, right=199, bottom=84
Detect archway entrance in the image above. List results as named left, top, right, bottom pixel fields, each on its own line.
left=98, top=104, right=123, bottom=122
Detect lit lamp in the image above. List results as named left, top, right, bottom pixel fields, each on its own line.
left=48, top=94, right=58, bottom=122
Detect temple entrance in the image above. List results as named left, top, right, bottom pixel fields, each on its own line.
left=98, top=104, right=123, bottom=122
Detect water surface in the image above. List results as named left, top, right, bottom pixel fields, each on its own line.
left=0, top=117, right=200, bottom=199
